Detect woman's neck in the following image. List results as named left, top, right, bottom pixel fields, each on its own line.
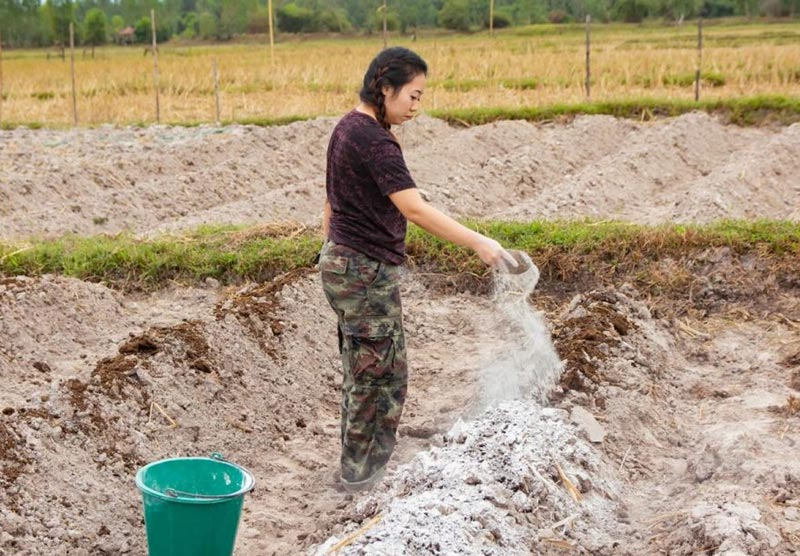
left=355, top=103, right=377, bottom=120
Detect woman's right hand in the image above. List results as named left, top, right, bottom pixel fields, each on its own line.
left=473, top=236, right=518, bottom=269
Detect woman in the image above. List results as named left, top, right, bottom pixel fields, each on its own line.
left=320, top=46, right=516, bottom=492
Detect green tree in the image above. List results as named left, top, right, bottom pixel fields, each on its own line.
left=180, top=11, right=199, bottom=38
left=0, top=0, right=50, bottom=46
left=372, top=7, right=399, bottom=31
left=197, top=10, right=217, bottom=38
left=276, top=2, right=314, bottom=32
left=134, top=15, right=151, bottom=42
left=219, top=0, right=255, bottom=38
left=83, top=7, right=107, bottom=56
left=508, top=0, right=550, bottom=23
left=46, top=0, right=77, bottom=54
left=734, top=0, right=758, bottom=16
left=439, top=0, right=472, bottom=30
left=612, top=0, right=651, bottom=21
left=110, top=14, right=125, bottom=34
left=246, top=5, right=269, bottom=33
left=315, top=7, right=354, bottom=31
left=489, top=8, right=514, bottom=26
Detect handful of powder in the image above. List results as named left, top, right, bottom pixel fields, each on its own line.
left=497, top=250, right=540, bottom=297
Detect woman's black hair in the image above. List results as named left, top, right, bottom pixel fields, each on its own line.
left=359, top=47, right=428, bottom=130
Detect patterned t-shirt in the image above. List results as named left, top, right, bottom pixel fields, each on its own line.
left=326, top=110, right=417, bottom=265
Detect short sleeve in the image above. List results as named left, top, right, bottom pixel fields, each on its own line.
left=363, top=136, right=417, bottom=196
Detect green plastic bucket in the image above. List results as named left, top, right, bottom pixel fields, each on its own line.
left=135, top=453, right=255, bottom=556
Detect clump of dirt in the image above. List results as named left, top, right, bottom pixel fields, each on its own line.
left=94, top=355, right=140, bottom=400
left=214, top=269, right=312, bottom=360
left=118, top=321, right=213, bottom=374
left=782, top=350, right=800, bottom=368
left=791, top=370, right=800, bottom=392
left=551, top=290, right=637, bottom=396
left=784, top=395, right=800, bottom=417
left=61, top=320, right=214, bottom=442
left=0, top=420, right=31, bottom=488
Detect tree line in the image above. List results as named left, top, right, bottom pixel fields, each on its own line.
left=0, top=0, right=797, bottom=48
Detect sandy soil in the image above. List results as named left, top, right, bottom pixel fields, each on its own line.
left=1, top=114, right=800, bottom=555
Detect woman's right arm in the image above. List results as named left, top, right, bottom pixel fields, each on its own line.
left=322, top=200, right=331, bottom=238
left=389, top=188, right=515, bottom=268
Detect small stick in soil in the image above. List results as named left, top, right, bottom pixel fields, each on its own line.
left=775, top=313, right=800, bottom=330
left=543, top=538, right=575, bottom=549
left=645, top=510, right=687, bottom=527
left=619, top=445, right=632, bottom=472
left=530, top=465, right=558, bottom=493
left=555, top=463, right=582, bottom=503
left=648, top=532, right=665, bottom=543
left=551, top=512, right=580, bottom=531
left=150, top=401, right=178, bottom=428
left=225, top=417, right=253, bottom=433
left=325, top=514, right=381, bottom=554
left=678, top=319, right=710, bottom=339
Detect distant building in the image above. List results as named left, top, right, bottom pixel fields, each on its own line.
left=116, top=26, right=135, bottom=45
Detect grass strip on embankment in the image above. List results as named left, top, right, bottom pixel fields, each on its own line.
left=429, top=95, right=800, bottom=127
left=2, top=95, right=799, bottom=131
left=0, top=220, right=798, bottom=292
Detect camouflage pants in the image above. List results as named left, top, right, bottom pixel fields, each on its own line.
left=319, top=241, right=408, bottom=484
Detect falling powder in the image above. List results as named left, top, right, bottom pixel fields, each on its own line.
left=479, top=250, right=563, bottom=406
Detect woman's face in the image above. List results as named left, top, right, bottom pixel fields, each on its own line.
left=382, top=73, right=426, bottom=126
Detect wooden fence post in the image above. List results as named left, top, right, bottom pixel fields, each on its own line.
left=585, top=15, right=591, bottom=100
left=694, top=16, right=703, bottom=102
left=69, top=22, right=78, bottom=126
left=213, top=58, right=221, bottom=126
left=490, top=0, right=495, bottom=37
left=151, top=9, right=161, bottom=123
left=268, top=0, right=275, bottom=67
left=382, top=0, right=387, bottom=49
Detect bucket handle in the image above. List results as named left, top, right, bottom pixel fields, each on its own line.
left=163, top=453, right=255, bottom=500
left=164, top=487, right=239, bottom=500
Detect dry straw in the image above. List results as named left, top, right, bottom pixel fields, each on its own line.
left=1, top=23, right=799, bottom=126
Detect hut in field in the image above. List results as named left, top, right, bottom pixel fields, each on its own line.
left=116, top=26, right=135, bottom=45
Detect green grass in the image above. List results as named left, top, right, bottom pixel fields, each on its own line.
left=1, top=220, right=798, bottom=290
left=662, top=72, right=726, bottom=87
left=432, top=77, right=542, bottom=92
left=2, top=94, right=798, bottom=130
left=429, top=94, right=800, bottom=126
left=406, top=219, right=800, bottom=273
left=0, top=226, right=321, bottom=289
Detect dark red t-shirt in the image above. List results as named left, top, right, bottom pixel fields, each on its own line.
left=326, top=110, right=417, bottom=265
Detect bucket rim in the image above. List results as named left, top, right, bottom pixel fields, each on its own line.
left=135, top=456, right=255, bottom=504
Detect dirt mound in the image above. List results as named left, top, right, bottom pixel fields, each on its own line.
left=0, top=121, right=333, bottom=240
left=2, top=114, right=799, bottom=242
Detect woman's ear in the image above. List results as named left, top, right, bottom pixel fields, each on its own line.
left=381, top=84, right=395, bottom=97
